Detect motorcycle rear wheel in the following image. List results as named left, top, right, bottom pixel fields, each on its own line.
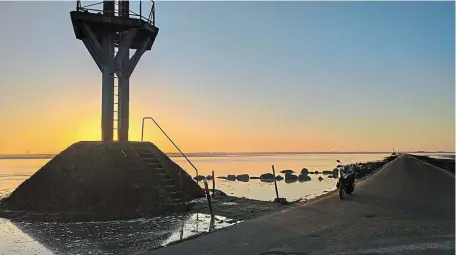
left=347, top=185, right=354, bottom=195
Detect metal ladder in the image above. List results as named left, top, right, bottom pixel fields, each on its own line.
left=113, top=76, right=119, bottom=136
left=113, top=46, right=120, bottom=137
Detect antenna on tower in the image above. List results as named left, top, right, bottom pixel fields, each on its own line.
left=71, top=0, right=159, bottom=142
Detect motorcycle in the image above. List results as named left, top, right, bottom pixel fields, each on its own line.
left=335, top=160, right=356, bottom=199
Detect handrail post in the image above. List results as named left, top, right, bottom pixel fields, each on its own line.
left=141, top=117, right=146, bottom=142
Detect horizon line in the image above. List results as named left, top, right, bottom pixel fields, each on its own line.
left=0, top=151, right=454, bottom=156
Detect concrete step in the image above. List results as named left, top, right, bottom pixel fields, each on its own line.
left=147, top=163, right=163, bottom=168
left=157, top=173, right=169, bottom=178
left=164, top=187, right=178, bottom=192
left=162, top=179, right=174, bottom=186
left=143, top=158, right=160, bottom=164
left=169, top=195, right=181, bottom=201
left=171, top=199, right=183, bottom=204
left=168, top=191, right=181, bottom=197
left=154, top=169, right=167, bottom=174
left=136, top=149, right=157, bottom=156
left=138, top=152, right=156, bottom=157
left=136, top=148, right=152, bottom=153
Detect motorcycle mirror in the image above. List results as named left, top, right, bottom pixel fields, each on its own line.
left=336, top=160, right=341, bottom=163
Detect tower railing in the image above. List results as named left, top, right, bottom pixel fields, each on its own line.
left=76, top=0, right=156, bottom=26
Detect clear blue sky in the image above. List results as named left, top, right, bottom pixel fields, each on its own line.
left=0, top=1, right=454, bottom=153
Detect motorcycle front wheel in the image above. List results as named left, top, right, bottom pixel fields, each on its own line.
left=339, top=184, right=347, bottom=199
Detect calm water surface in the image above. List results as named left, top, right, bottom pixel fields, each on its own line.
left=0, top=152, right=452, bottom=254
left=0, top=153, right=393, bottom=200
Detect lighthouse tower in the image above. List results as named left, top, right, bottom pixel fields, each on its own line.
left=70, top=0, right=158, bottom=141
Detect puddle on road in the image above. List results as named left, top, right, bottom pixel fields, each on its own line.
left=0, top=212, right=242, bottom=255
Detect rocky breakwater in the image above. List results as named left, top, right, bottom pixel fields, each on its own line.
left=411, top=154, right=455, bottom=174
left=197, top=155, right=399, bottom=186
left=351, top=155, right=399, bottom=179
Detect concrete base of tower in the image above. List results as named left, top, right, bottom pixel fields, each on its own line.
left=0, top=141, right=204, bottom=222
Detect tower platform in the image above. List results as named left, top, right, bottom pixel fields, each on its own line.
left=70, top=11, right=158, bottom=50
left=0, top=141, right=204, bottom=222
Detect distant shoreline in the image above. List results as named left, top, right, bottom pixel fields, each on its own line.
left=0, top=151, right=453, bottom=160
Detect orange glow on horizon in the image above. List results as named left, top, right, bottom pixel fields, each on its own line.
left=0, top=109, right=454, bottom=154
left=0, top=84, right=453, bottom=154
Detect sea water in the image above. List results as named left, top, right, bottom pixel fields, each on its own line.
left=0, top=152, right=451, bottom=254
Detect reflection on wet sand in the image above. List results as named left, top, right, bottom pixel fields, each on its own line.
left=162, top=213, right=241, bottom=247
left=10, top=216, right=187, bottom=254
left=3, top=212, right=241, bottom=255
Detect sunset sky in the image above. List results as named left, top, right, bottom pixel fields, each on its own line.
left=0, top=1, right=454, bottom=154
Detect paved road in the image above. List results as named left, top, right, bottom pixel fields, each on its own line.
left=145, top=154, right=455, bottom=255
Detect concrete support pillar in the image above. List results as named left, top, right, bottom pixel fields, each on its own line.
left=118, top=0, right=130, bottom=142
left=103, top=1, right=115, bottom=17
left=101, top=35, right=114, bottom=142
left=118, top=77, right=130, bottom=141
left=101, top=0, right=115, bottom=142
left=119, top=1, right=129, bottom=17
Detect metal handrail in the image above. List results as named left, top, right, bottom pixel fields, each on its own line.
left=75, top=0, right=156, bottom=26
left=141, top=117, right=199, bottom=177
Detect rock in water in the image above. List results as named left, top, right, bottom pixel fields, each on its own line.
left=332, top=168, right=339, bottom=178
left=301, top=168, right=309, bottom=175
left=0, top=141, right=204, bottom=222
left=280, top=169, right=294, bottom=175
left=194, top=175, right=206, bottom=181
left=322, top=170, right=333, bottom=175
left=285, top=179, right=297, bottom=184
left=260, top=173, right=274, bottom=183
left=298, top=175, right=311, bottom=182
left=318, top=176, right=324, bottom=181
left=236, top=174, right=250, bottom=182
left=285, top=174, right=298, bottom=180
left=260, top=173, right=274, bottom=180
left=227, top=175, right=236, bottom=181
left=212, top=189, right=227, bottom=196
left=275, top=175, right=284, bottom=181
left=285, top=174, right=298, bottom=183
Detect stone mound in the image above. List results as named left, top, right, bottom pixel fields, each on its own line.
left=0, top=141, right=204, bottom=221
